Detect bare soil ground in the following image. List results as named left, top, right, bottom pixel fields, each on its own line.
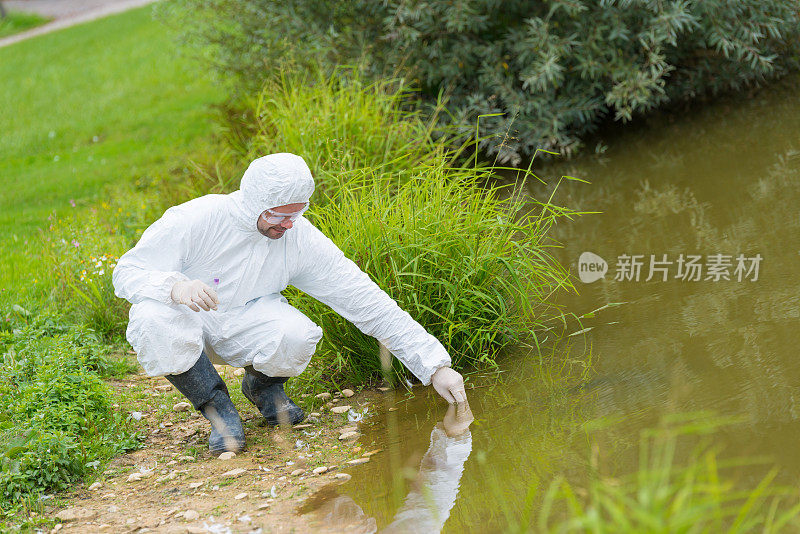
left=38, top=368, right=383, bottom=534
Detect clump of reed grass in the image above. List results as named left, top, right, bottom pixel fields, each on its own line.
left=288, top=153, right=576, bottom=383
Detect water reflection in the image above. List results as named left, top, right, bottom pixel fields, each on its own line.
left=303, top=403, right=474, bottom=533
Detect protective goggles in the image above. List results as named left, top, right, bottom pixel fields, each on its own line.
left=260, top=204, right=309, bottom=225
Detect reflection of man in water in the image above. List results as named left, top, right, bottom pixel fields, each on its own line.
left=311, top=402, right=474, bottom=533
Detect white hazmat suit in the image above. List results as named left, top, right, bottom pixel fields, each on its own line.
left=113, top=153, right=452, bottom=385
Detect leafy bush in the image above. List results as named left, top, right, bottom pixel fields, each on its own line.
left=0, top=321, right=139, bottom=511
left=163, top=0, right=800, bottom=163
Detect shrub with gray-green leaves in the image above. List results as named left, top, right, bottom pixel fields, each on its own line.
left=162, top=0, right=800, bottom=163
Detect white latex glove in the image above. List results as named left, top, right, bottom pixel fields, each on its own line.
left=170, top=280, right=219, bottom=312
left=431, top=366, right=467, bottom=404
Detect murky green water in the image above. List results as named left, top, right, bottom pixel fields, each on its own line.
left=301, top=75, right=800, bottom=532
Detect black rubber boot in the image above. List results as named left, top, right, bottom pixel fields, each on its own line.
left=165, top=352, right=246, bottom=453
left=241, top=366, right=305, bottom=426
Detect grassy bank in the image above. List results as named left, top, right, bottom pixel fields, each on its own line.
left=0, top=3, right=225, bottom=522
left=0, top=4, right=224, bottom=309
left=0, top=12, right=50, bottom=38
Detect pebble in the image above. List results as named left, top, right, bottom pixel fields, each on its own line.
left=388, top=407, right=398, bottom=412
left=338, top=425, right=358, bottom=434
left=218, top=451, right=237, bottom=460
left=234, top=368, right=246, bottom=377
left=334, top=473, right=352, bottom=481
left=183, top=509, right=200, bottom=521
left=331, top=405, right=351, bottom=414
left=222, top=468, right=247, bottom=478
left=309, top=412, right=321, bottom=417
left=127, top=473, right=143, bottom=482
left=186, top=527, right=205, bottom=534
left=177, top=455, right=196, bottom=462
left=257, top=502, right=270, bottom=510
left=292, top=423, right=313, bottom=429
left=173, top=402, right=192, bottom=412
left=339, top=432, right=359, bottom=441
left=50, top=524, right=63, bottom=533
left=156, top=471, right=177, bottom=483
left=363, top=449, right=383, bottom=457
left=312, top=466, right=329, bottom=475
left=55, top=507, right=97, bottom=522
left=154, top=385, right=172, bottom=392
left=102, top=493, right=116, bottom=499
left=234, top=492, right=248, bottom=500
left=341, top=389, right=355, bottom=397
left=88, top=481, right=102, bottom=491
left=290, top=468, right=305, bottom=476
left=188, top=482, right=203, bottom=489
left=238, top=514, right=252, bottom=523
left=377, top=387, right=390, bottom=392
left=347, top=458, right=370, bottom=466
left=315, top=392, right=331, bottom=400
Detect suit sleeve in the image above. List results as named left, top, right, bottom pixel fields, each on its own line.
left=112, top=208, right=192, bottom=305
left=289, top=225, right=451, bottom=385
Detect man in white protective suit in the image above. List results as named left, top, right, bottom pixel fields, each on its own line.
left=113, top=153, right=468, bottom=453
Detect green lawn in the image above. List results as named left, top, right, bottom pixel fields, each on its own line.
left=0, top=4, right=223, bottom=306
left=0, top=11, right=50, bottom=38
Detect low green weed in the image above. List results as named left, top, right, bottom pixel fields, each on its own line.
left=0, top=320, right=140, bottom=513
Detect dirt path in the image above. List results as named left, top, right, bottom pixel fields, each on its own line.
left=42, top=370, right=382, bottom=533
left=0, top=0, right=159, bottom=48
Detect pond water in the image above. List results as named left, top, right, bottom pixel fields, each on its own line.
left=301, top=75, right=800, bottom=532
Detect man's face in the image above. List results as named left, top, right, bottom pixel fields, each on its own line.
left=257, top=202, right=307, bottom=239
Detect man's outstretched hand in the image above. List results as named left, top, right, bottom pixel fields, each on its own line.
left=171, top=280, right=219, bottom=312
left=431, top=366, right=467, bottom=404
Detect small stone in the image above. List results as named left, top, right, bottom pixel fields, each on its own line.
left=388, top=407, right=398, bottom=412
left=102, top=493, right=116, bottom=499
left=352, top=446, right=362, bottom=454
left=309, top=412, right=321, bottom=417
left=338, top=426, right=358, bottom=434
left=257, top=502, right=270, bottom=510
left=51, top=524, right=63, bottom=533
left=315, top=392, right=331, bottom=400
left=290, top=468, right=305, bottom=476
left=156, top=471, right=177, bottom=483
left=222, top=468, right=247, bottom=478
left=234, top=492, right=248, bottom=500
left=292, top=423, right=313, bottom=429
left=96, top=525, right=111, bottom=532
left=183, top=509, right=199, bottom=521
left=163, top=421, right=173, bottom=427
left=347, top=458, right=370, bottom=466
left=173, top=402, right=192, bottom=412
left=177, top=455, right=196, bottom=462
left=154, top=385, right=172, bottom=392
left=186, top=527, right=205, bottom=534
left=233, top=368, right=246, bottom=377
left=218, top=451, right=237, bottom=460
left=238, top=514, right=252, bottom=523
left=339, top=431, right=359, bottom=441
left=107, top=505, right=119, bottom=513
left=127, top=473, right=143, bottom=482
left=331, top=405, right=351, bottom=414
left=341, top=389, right=354, bottom=397
left=55, top=507, right=97, bottom=522
left=363, top=449, right=383, bottom=457
left=88, top=481, right=102, bottom=491
left=377, top=387, right=390, bottom=392
left=188, top=482, right=203, bottom=489
left=334, top=473, right=352, bottom=481
left=312, top=466, right=329, bottom=475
